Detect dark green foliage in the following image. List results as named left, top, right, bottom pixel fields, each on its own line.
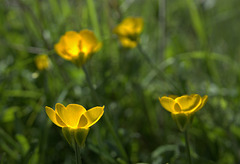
left=1, top=0, right=240, bottom=163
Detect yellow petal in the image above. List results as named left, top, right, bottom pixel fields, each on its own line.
left=56, top=103, right=86, bottom=128
left=63, top=31, right=82, bottom=56
left=78, top=115, right=88, bottom=128
left=175, top=94, right=201, bottom=112
left=54, top=31, right=81, bottom=60
left=79, top=30, right=100, bottom=55
left=201, top=95, right=208, bottom=106
left=159, top=97, right=176, bottom=113
left=195, top=95, right=208, bottom=112
left=94, top=42, right=102, bottom=52
left=174, top=103, right=181, bottom=112
left=67, top=104, right=87, bottom=126
left=45, top=106, right=66, bottom=127
left=54, top=41, right=72, bottom=60
left=82, top=106, right=104, bottom=128
left=119, top=37, right=137, bottom=48
left=114, top=17, right=143, bottom=36
left=132, top=17, right=144, bottom=34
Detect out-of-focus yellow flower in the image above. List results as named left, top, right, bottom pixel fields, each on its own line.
left=54, top=30, right=101, bottom=67
left=45, top=103, right=104, bottom=147
left=159, top=94, right=208, bottom=131
left=35, top=54, right=50, bottom=71
left=114, top=17, right=143, bottom=48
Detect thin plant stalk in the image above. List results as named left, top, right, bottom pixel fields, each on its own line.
left=82, top=65, right=99, bottom=103
left=159, top=0, right=167, bottom=60
left=137, top=44, right=182, bottom=94
left=185, top=0, right=206, bottom=47
left=74, top=140, right=82, bottom=164
left=82, top=65, right=129, bottom=161
left=86, top=0, right=101, bottom=39
left=184, top=130, right=192, bottom=164
left=38, top=71, right=50, bottom=164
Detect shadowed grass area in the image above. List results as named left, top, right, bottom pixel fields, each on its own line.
left=1, top=0, right=240, bottom=163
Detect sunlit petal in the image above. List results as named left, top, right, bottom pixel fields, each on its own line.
left=56, top=103, right=86, bottom=128
left=54, top=31, right=81, bottom=60
left=66, top=104, right=86, bottom=127
left=78, top=115, right=88, bottom=128
left=83, top=106, right=104, bottom=128
left=63, top=31, right=81, bottom=57
left=195, top=95, right=208, bottom=112
left=114, top=17, right=143, bottom=36
left=175, top=94, right=201, bottom=112
left=201, top=95, right=208, bottom=106
left=79, top=29, right=100, bottom=55
left=174, top=103, right=181, bottom=112
left=159, top=97, right=176, bottom=113
left=45, top=106, right=66, bottom=127
left=54, top=39, right=72, bottom=61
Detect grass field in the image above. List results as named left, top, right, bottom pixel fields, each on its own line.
left=1, top=0, right=240, bottom=163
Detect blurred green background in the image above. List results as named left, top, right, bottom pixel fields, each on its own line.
left=1, top=0, right=240, bottom=163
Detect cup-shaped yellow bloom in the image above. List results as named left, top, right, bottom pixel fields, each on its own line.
left=114, top=17, right=143, bottom=48
left=35, top=54, right=50, bottom=71
left=159, top=94, right=208, bottom=131
left=45, top=103, right=104, bottom=147
left=54, top=30, right=101, bottom=67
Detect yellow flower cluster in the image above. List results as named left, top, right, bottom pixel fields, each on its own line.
left=114, top=17, right=143, bottom=48
left=46, top=17, right=208, bottom=149
left=54, top=17, right=143, bottom=67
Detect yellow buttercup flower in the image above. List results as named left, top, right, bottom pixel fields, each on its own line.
left=45, top=103, right=104, bottom=147
left=54, top=30, right=101, bottom=67
left=114, top=17, right=143, bottom=48
left=159, top=94, right=208, bottom=131
left=35, top=54, right=50, bottom=71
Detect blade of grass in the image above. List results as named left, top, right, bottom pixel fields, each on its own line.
left=185, top=0, right=207, bottom=47
left=0, top=128, right=21, bottom=153
left=87, top=0, right=101, bottom=39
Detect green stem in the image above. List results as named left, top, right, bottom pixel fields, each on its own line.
left=159, top=0, right=167, bottom=60
left=184, top=130, right=192, bottom=164
left=137, top=44, right=154, bottom=67
left=82, top=65, right=100, bottom=103
left=82, top=65, right=129, bottom=161
left=103, top=112, right=129, bottom=161
left=185, top=0, right=206, bottom=47
left=74, top=139, right=82, bottom=164
left=38, top=71, right=50, bottom=164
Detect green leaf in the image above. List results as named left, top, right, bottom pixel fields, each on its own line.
left=15, top=134, right=30, bottom=155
